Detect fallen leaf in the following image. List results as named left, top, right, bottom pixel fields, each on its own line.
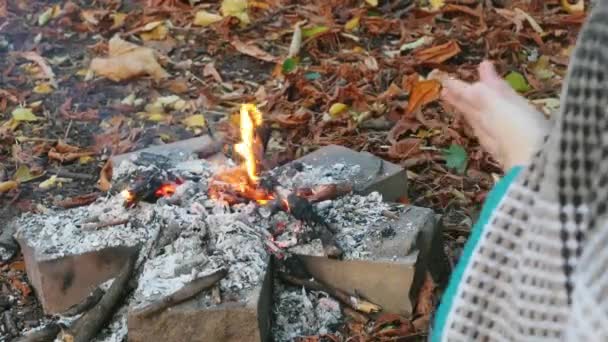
left=561, top=0, right=584, bottom=14
left=12, top=107, right=41, bottom=122
left=531, top=55, right=555, bottom=80
left=302, top=25, right=329, bottom=38
left=329, top=103, right=348, bottom=117
left=430, top=0, right=445, bottom=11
left=504, top=71, right=531, bottom=92
left=0, top=180, right=18, bottom=193
left=20, top=51, right=56, bottom=86
left=97, top=160, right=112, bottom=192
left=443, top=143, right=468, bottom=174
left=414, top=41, right=461, bottom=64
left=183, top=114, right=206, bottom=128
left=406, top=79, right=441, bottom=115
left=230, top=40, right=277, bottom=62
left=193, top=10, right=223, bottom=26
left=288, top=22, right=303, bottom=57
left=388, top=119, right=421, bottom=144
left=365, top=0, right=378, bottom=6
left=80, top=9, right=108, bottom=26
left=110, top=13, right=127, bottom=30
left=203, top=63, right=223, bottom=83
left=90, top=35, right=169, bottom=82
left=140, top=22, right=168, bottom=41
left=388, top=138, right=422, bottom=158
left=14, top=165, right=43, bottom=183
left=221, top=0, right=250, bottom=25
left=48, top=142, right=95, bottom=163
left=33, top=82, right=54, bottom=94
left=345, top=16, right=360, bottom=31
left=39, top=175, right=59, bottom=189
left=282, top=57, right=298, bottom=74
left=38, top=5, right=61, bottom=26
left=514, top=8, right=544, bottom=35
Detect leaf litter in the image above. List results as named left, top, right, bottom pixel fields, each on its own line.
left=0, top=0, right=590, bottom=340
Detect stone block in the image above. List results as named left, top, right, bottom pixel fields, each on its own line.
left=128, top=258, right=274, bottom=342
left=111, top=135, right=224, bottom=167
left=17, top=241, right=138, bottom=313
left=296, top=206, right=443, bottom=317
left=293, top=145, right=407, bottom=202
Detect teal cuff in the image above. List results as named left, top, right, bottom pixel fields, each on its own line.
left=430, top=165, right=524, bottom=342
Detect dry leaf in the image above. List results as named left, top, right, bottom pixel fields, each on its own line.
left=139, top=21, right=168, bottom=41
left=388, top=138, right=422, bottom=159
left=221, top=0, right=250, bottom=25
left=110, top=13, right=127, bottom=30
left=406, top=79, right=441, bottom=115
left=90, top=35, right=169, bottom=82
left=203, top=63, right=223, bottom=83
left=414, top=41, right=461, bottom=64
left=48, top=142, right=95, bottom=163
left=20, top=52, right=56, bottom=86
left=0, top=180, right=18, bottom=193
left=561, top=0, right=584, bottom=14
left=97, top=160, right=113, bottom=192
left=193, top=10, right=223, bottom=26
left=388, top=119, right=422, bottom=144
left=230, top=40, right=277, bottom=63
left=10, top=278, right=31, bottom=297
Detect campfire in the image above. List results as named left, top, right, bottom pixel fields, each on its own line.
left=208, top=103, right=274, bottom=205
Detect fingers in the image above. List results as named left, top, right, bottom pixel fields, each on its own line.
left=441, top=79, right=483, bottom=121
left=478, top=60, right=517, bottom=97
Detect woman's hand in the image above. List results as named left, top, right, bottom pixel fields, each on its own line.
left=441, top=60, right=551, bottom=171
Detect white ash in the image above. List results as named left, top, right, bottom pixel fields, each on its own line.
left=13, top=196, right=154, bottom=261
left=272, top=281, right=343, bottom=342
left=92, top=307, right=128, bottom=342
left=272, top=162, right=360, bottom=190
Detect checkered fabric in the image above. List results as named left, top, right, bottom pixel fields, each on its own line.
left=432, top=1, right=608, bottom=340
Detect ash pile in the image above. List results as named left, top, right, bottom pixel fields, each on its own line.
left=7, top=107, right=445, bottom=342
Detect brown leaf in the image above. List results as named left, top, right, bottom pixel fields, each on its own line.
left=0, top=180, right=18, bottom=193
left=406, top=79, right=441, bottom=115
left=90, top=35, right=169, bottom=82
left=0, top=0, right=6, bottom=17
left=388, top=119, right=421, bottom=144
left=273, top=112, right=311, bottom=127
left=164, top=78, right=190, bottom=94
left=97, top=160, right=113, bottom=192
left=48, top=141, right=95, bottom=163
left=19, top=51, right=56, bottom=85
left=388, top=138, right=422, bottom=159
left=414, top=41, right=461, bottom=64
left=230, top=39, right=277, bottom=63
left=203, top=63, right=223, bottom=83
left=55, top=192, right=100, bottom=209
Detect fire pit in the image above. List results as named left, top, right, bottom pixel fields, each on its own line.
left=12, top=105, right=443, bottom=342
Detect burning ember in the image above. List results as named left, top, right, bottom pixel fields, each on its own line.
left=120, top=171, right=182, bottom=208
left=209, top=104, right=273, bottom=204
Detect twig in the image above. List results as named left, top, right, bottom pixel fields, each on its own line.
left=65, top=251, right=139, bottom=342
left=79, top=219, right=129, bottom=231
left=131, top=268, right=228, bottom=318
left=279, top=272, right=380, bottom=315
left=15, top=323, right=61, bottom=342
left=342, top=307, right=370, bottom=324
left=51, top=169, right=96, bottom=181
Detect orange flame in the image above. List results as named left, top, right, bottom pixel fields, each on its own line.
left=155, top=183, right=177, bottom=197
left=234, top=104, right=263, bottom=184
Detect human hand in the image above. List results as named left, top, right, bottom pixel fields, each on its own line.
left=441, top=60, right=551, bottom=171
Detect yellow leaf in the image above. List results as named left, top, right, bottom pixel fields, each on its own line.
left=79, top=155, right=94, bottom=164
left=14, top=165, right=43, bottom=183
left=0, top=181, right=18, bottom=193
left=365, top=0, right=378, bottom=6
left=110, top=13, right=127, bottom=30
left=33, top=83, right=54, bottom=94
left=140, top=23, right=168, bottom=41
left=221, top=0, right=250, bottom=25
left=147, top=113, right=167, bottom=122
left=39, top=175, right=58, bottom=189
left=344, top=16, right=360, bottom=31
left=12, top=107, right=41, bottom=122
left=329, top=103, right=348, bottom=117
left=183, top=114, right=206, bottom=128
left=89, top=35, right=169, bottom=82
left=193, top=10, right=223, bottom=26
left=429, top=0, right=445, bottom=10
left=561, top=0, right=584, bottom=14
